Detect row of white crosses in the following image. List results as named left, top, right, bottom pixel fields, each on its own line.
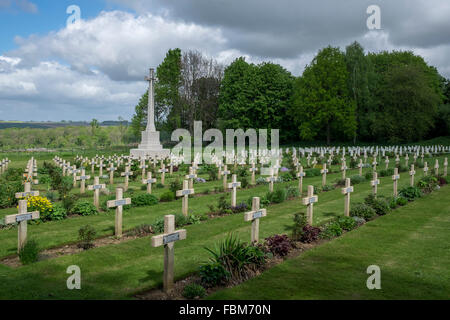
left=0, top=158, right=10, bottom=174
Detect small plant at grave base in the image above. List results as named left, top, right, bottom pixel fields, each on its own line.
left=131, top=193, right=159, bottom=207
left=199, top=262, right=230, bottom=287
left=417, top=176, right=439, bottom=193
left=241, top=177, right=249, bottom=189
left=286, top=186, right=300, bottom=198
left=151, top=217, right=165, bottom=234
left=352, top=216, right=366, bottom=227
left=71, top=201, right=99, bottom=216
left=364, top=194, right=391, bottom=216
left=201, top=234, right=266, bottom=286
left=320, top=222, right=343, bottom=239
left=78, top=225, right=96, bottom=250
left=289, top=212, right=321, bottom=243
left=140, top=185, right=147, bottom=191
left=156, top=183, right=164, bottom=189
left=256, top=177, right=268, bottom=185
left=364, top=172, right=373, bottom=180
left=159, top=191, right=175, bottom=202
left=45, top=203, right=67, bottom=221
left=321, top=184, right=335, bottom=192
left=127, top=224, right=153, bottom=237
left=336, top=216, right=357, bottom=231
left=263, top=235, right=294, bottom=257
left=280, top=172, right=293, bottom=182
left=169, top=179, right=182, bottom=194
left=350, top=158, right=358, bottom=169
left=182, top=283, right=207, bottom=299
left=438, top=176, right=447, bottom=186
left=399, top=186, right=422, bottom=201
left=305, top=168, right=321, bottom=177
left=397, top=164, right=408, bottom=173
left=18, top=240, right=39, bottom=265
left=350, top=175, right=366, bottom=185
left=62, top=194, right=79, bottom=212
left=217, top=195, right=231, bottom=214
left=231, top=202, right=248, bottom=214
left=350, top=203, right=377, bottom=221
left=335, top=179, right=346, bottom=187
left=0, top=180, right=23, bottom=208
left=26, top=195, right=53, bottom=220
left=266, top=188, right=287, bottom=204
left=395, top=196, right=408, bottom=207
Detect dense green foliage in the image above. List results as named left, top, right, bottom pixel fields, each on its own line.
left=18, top=240, right=40, bottom=265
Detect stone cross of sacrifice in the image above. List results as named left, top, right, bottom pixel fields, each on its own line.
left=107, top=188, right=131, bottom=238
left=88, top=177, right=106, bottom=209
left=302, top=185, right=318, bottom=226
left=151, top=215, right=187, bottom=293
left=228, top=174, right=241, bottom=207
left=176, top=180, right=195, bottom=216
left=143, top=172, right=157, bottom=194
left=5, top=200, right=39, bottom=253
left=341, top=178, right=354, bottom=217
left=244, top=197, right=267, bottom=243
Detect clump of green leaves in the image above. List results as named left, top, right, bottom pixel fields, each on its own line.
left=78, top=225, right=96, bottom=250
left=19, top=240, right=40, bottom=265
left=182, top=283, right=207, bottom=299
left=72, top=201, right=99, bottom=216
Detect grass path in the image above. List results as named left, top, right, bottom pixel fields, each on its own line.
left=208, top=186, right=450, bottom=300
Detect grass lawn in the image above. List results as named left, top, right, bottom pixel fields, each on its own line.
left=0, top=154, right=447, bottom=299
left=208, top=185, right=450, bottom=300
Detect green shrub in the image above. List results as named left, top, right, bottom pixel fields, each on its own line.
left=241, top=177, right=249, bottom=189
left=320, top=222, right=343, bottom=239
left=132, top=193, right=159, bottom=207
left=336, top=216, right=357, bottom=231
left=72, top=201, right=99, bottom=216
left=396, top=196, right=408, bottom=206
left=182, top=283, right=207, bottom=299
left=305, top=168, right=321, bottom=177
left=156, top=183, right=164, bottom=189
left=290, top=212, right=307, bottom=241
left=159, top=191, right=175, bottom=202
left=266, top=188, right=287, bottom=204
left=350, top=175, right=366, bottom=185
left=0, top=180, right=23, bottom=208
left=19, top=240, right=39, bottom=265
left=199, top=262, right=230, bottom=287
left=399, top=186, right=422, bottom=201
left=321, top=184, right=335, bottom=192
left=169, top=179, right=182, bottom=194
left=62, top=194, right=79, bottom=212
left=350, top=203, right=377, bottom=220
left=151, top=217, right=165, bottom=234
left=286, top=186, right=300, bottom=198
left=364, top=172, right=373, bottom=180
left=352, top=216, right=366, bottom=226
left=417, top=176, right=438, bottom=193
left=78, top=225, right=96, bottom=250
left=202, top=234, right=266, bottom=285
left=364, top=195, right=391, bottom=216
left=43, top=203, right=67, bottom=221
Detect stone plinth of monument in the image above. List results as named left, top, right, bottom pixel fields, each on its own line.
left=130, top=68, right=170, bottom=159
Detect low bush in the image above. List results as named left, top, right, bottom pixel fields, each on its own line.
left=78, top=225, right=96, bottom=250
left=290, top=212, right=321, bottom=243
left=263, top=235, right=293, bottom=257
left=19, top=240, right=39, bottom=265
left=320, top=222, right=343, bottom=239
left=417, top=176, right=438, bottom=193
left=352, top=216, right=366, bottom=226
left=305, top=168, right=321, bottom=177
left=132, top=193, right=159, bottom=207
left=398, top=186, right=422, bottom=201
left=350, top=203, right=377, bottom=220
left=44, top=203, right=67, bottom=221
left=0, top=180, right=22, bottom=208
left=336, top=216, right=357, bottom=231
left=26, top=196, right=53, bottom=220
left=286, top=186, right=300, bottom=198
left=396, top=196, right=408, bottom=206
left=350, top=175, right=366, bottom=185
left=182, top=283, right=207, bottom=299
left=199, top=262, right=230, bottom=287
left=364, top=195, right=391, bottom=216
left=71, top=201, right=99, bottom=216
left=159, top=191, right=175, bottom=202
left=231, top=202, right=248, bottom=214
left=266, top=188, right=287, bottom=204
left=321, top=184, right=335, bottom=192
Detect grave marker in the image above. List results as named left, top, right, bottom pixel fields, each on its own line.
left=341, top=178, right=354, bottom=217
left=5, top=200, right=39, bottom=253
left=302, top=185, right=318, bottom=225
left=88, top=177, right=106, bottom=209
left=392, top=168, right=400, bottom=197
left=371, top=172, right=380, bottom=198
left=244, top=197, right=267, bottom=243
left=320, top=163, right=328, bottom=186
left=227, top=174, right=241, bottom=207
left=76, top=169, right=91, bottom=194
left=297, top=166, right=306, bottom=195
left=143, top=172, right=157, bottom=194
left=176, top=180, right=195, bottom=216
left=107, top=188, right=131, bottom=238
left=409, top=164, right=416, bottom=187
left=151, top=215, right=187, bottom=293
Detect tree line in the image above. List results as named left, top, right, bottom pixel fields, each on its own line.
left=131, top=42, right=450, bottom=144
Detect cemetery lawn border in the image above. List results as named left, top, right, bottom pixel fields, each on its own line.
left=207, top=185, right=450, bottom=300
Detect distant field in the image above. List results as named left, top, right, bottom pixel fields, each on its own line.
left=0, top=121, right=128, bottom=130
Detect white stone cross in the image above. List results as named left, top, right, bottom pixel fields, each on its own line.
left=392, top=168, right=400, bottom=197
left=142, top=172, right=157, bottom=194
left=5, top=200, right=39, bottom=253
left=151, top=215, right=187, bottom=293
left=107, top=163, right=117, bottom=185
left=409, top=164, right=416, bottom=187
left=222, top=165, right=231, bottom=190
left=358, top=159, right=363, bottom=177
left=227, top=174, right=241, bottom=207
left=159, top=163, right=169, bottom=185
left=297, top=166, right=306, bottom=195
left=385, top=156, right=390, bottom=170
left=76, top=169, right=91, bottom=194
left=444, top=157, right=448, bottom=177
left=434, top=159, right=439, bottom=176
left=88, top=177, right=106, bottom=209
left=423, top=161, right=429, bottom=176
left=176, top=180, right=195, bottom=216
left=320, top=163, right=328, bottom=186
left=249, top=162, right=258, bottom=186
left=371, top=172, right=380, bottom=197
left=302, top=185, right=318, bottom=225
left=266, top=168, right=277, bottom=192
left=15, top=182, right=39, bottom=199
left=341, top=178, right=354, bottom=217
left=121, top=166, right=134, bottom=191
left=244, top=197, right=267, bottom=243
left=107, top=188, right=131, bottom=238
left=341, top=161, right=348, bottom=180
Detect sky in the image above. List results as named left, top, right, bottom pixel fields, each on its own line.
left=0, top=0, right=450, bottom=122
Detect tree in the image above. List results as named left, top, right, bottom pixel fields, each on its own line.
left=118, top=116, right=128, bottom=144
left=290, top=46, right=356, bottom=144
left=90, top=119, right=99, bottom=136
left=218, top=58, right=294, bottom=142
left=345, top=42, right=372, bottom=143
